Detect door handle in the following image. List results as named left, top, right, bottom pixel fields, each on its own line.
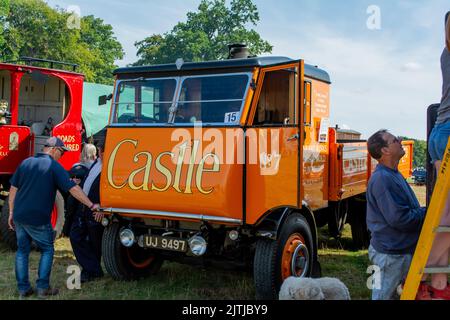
left=287, top=133, right=300, bottom=142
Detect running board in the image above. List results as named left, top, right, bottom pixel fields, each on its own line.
left=101, top=207, right=243, bottom=225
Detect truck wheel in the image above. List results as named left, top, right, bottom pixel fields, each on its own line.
left=253, top=213, right=314, bottom=300
left=349, top=199, right=370, bottom=249
left=102, top=223, right=163, bottom=280
left=328, top=200, right=348, bottom=238
left=0, top=198, right=18, bottom=250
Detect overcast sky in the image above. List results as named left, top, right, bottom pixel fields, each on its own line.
left=46, top=0, right=449, bottom=140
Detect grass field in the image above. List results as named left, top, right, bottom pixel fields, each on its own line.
left=0, top=184, right=426, bottom=300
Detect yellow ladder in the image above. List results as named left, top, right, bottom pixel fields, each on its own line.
left=401, top=137, right=450, bottom=300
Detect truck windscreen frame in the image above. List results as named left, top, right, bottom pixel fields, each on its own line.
left=110, top=72, right=252, bottom=127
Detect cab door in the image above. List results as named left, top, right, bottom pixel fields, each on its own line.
left=245, top=62, right=304, bottom=225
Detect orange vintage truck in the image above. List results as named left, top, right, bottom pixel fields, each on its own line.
left=98, top=46, right=413, bottom=299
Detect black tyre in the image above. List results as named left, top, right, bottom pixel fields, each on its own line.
left=328, top=199, right=349, bottom=238
left=102, top=223, right=163, bottom=280
left=0, top=198, right=18, bottom=250
left=253, top=213, right=315, bottom=300
left=349, top=198, right=370, bottom=249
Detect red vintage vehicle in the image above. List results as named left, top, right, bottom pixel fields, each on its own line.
left=0, top=57, right=86, bottom=249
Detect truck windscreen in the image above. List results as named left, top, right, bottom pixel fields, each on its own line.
left=112, top=73, right=251, bottom=125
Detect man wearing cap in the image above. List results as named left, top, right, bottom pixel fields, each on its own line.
left=8, top=137, right=100, bottom=299
left=70, top=138, right=105, bottom=283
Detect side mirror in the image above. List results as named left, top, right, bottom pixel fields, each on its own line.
left=99, top=94, right=113, bottom=106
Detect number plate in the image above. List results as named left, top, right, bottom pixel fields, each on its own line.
left=143, top=235, right=188, bottom=253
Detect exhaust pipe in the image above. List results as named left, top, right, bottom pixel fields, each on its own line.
left=228, top=44, right=250, bottom=59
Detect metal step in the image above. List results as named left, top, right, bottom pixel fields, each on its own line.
left=424, top=266, right=450, bottom=274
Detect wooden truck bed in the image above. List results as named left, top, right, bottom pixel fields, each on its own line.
left=328, top=128, right=414, bottom=202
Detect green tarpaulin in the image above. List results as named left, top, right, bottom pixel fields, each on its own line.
left=82, top=82, right=114, bottom=137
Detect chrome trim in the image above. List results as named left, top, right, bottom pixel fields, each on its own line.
left=102, top=207, right=243, bottom=225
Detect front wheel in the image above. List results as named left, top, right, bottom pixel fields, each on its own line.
left=102, top=223, right=163, bottom=280
left=253, top=213, right=315, bottom=300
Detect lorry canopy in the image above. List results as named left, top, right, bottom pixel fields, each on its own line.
left=82, top=82, right=113, bottom=137
left=114, top=56, right=331, bottom=84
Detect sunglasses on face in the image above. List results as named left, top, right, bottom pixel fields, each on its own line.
left=387, top=136, right=402, bottom=145
left=55, top=147, right=66, bottom=155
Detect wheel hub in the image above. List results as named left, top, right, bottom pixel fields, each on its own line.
left=281, top=234, right=310, bottom=279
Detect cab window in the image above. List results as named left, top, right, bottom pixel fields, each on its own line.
left=113, top=78, right=176, bottom=124
left=175, top=73, right=250, bottom=124
left=254, top=68, right=297, bottom=126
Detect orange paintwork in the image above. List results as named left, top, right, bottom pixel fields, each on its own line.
left=301, top=78, right=330, bottom=210
left=245, top=127, right=299, bottom=225
left=330, top=132, right=415, bottom=201
left=101, top=127, right=244, bottom=221
left=399, top=141, right=414, bottom=179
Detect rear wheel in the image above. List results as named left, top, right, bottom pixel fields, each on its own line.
left=349, top=197, right=370, bottom=249
left=328, top=199, right=349, bottom=238
left=102, top=223, right=163, bottom=280
left=253, top=213, right=315, bottom=300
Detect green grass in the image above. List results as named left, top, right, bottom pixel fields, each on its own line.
left=0, top=185, right=426, bottom=300
left=0, top=229, right=370, bottom=300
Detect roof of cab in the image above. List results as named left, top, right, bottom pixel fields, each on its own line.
left=114, top=56, right=331, bottom=84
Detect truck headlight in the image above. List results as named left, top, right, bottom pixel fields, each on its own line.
left=101, top=217, right=110, bottom=227
left=119, top=228, right=135, bottom=247
left=188, top=235, right=207, bottom=256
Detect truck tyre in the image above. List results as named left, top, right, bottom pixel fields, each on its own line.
left=0, top=198, right=18, bottom=250
left=102, top=223, right=163, bottom=280
left=349, top=198, right=370, bottom=250
left=253, top=214, right=314, bottom=300
left=328, top=200, right=349, bottom=238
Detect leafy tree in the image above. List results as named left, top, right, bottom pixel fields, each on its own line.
left=0, top=0, right=123, bottom=84
left=0, top=0, right=9, bottom=49
left=134, top=0, right=272, bottom=65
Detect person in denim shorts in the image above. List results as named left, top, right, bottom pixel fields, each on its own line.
left=424, top=11, right=450, bottom=300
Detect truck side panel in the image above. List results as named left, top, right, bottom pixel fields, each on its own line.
left=398, top=140, right=414, bottom=179
left=101, top=127, right=243, bottom=221
left=245, top=127, right=299, bottom=225
left=0, top=126, right=33, bottom=174
left=302, top=78, right=330, bottom=210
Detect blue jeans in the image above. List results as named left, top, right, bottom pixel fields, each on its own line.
left=428, top=121, right=450, bottom=163
left=15, top=222, right=54, bottom=293
left=368, top=245, right=412, bottom=300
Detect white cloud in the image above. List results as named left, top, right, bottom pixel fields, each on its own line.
left=400, top=62, right=423, bottom=72
left=265, top=23, right=441, bottom=140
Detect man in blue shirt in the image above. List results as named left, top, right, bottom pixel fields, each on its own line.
left=366, top=130, right=427, bottom=300
left=8, top=137, right=100, bottom=299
